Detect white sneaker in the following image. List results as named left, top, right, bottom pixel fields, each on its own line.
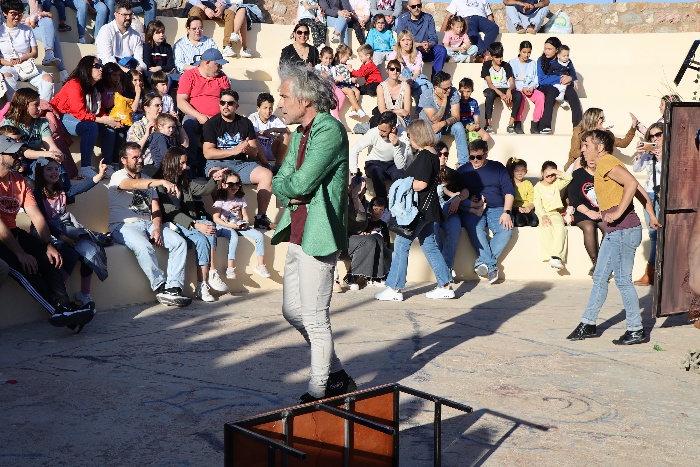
left=331, top=33, right=341, bottom=44
left=222, top=46, right=236, bottom=58
left=474, top=263, right=489, bottom=277
left=559, top=100, right=570, bottom=109
left=254, top=264, right=271, bottom=278
left=77, top=37, right=86, bottom=44
left=59, top=69, right=69, bottom=84
left=230, top=32, right=241, bottom=43
left=356, top=109, right=366, bottom=118
left=42, top=49, right=61, bottom=67
left=196, top=282, right=215, bottom=302
left=347, top=282, right=360, bottom=291
left=78, top=166, right=98, bottom=180
left=347, top=110, right=358, bottom=118
left=549, top=258, right=564, bottom=270
left=208, top=269, right=230, bottom=292
left=75, top=291, right=94, bottom=306
left=240, top=48, right=253, bottom=58
left=425, top=286, right=455, bottom=299
left=375, top=287, right=403, bottom=301
left=226, top=267, right=236, bottom=280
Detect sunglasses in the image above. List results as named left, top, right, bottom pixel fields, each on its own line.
left=296, top=30, right=310, bottom=36
left=223, top=181, right=242, bottom=187
left=599, top=116, right=606, bottom=122
left=469, top=154, right=484, bottom=161
left=93, top=63, right=103, bottom=69
left=438, top=151, right=449, bottom=156
left=409, top=3, right=422, bottom=9
left=220, top=100, right=237, bottom=106
left=650, top=132, right=663, bottom=138
left=387, top=67, right=399, bottom=71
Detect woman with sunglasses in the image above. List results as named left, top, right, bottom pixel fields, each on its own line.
left=564, top=107, right=638, bottom=172
left=373, top=59, right=410, bottom=129
left=50, top=55, right=124, bottom=173
left=631, top=123, right=663, bottom=286
left=279, top=23, right=320, bottom=68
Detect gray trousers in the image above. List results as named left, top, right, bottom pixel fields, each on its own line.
left=282, top=243, right=344, bottom=398
left=505, top=5, right=550, bottom=32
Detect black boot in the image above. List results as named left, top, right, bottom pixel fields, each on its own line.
left=514, top=121, right=524, bottom=134
left=530, top=121, right=539, bottom=134
left=325, top=369, right=357, bottom=398
left=612, top=329, right=646, bottom=345
left=566, top=322, right=597, bottom=340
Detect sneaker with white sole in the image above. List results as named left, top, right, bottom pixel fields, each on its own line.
left=156, top=287, right=192, bottom=307
left=549, top=257, right=564, bottom=270
left=425, top=286, right=455, bottom=299
left=226, top=267, right=236, bottom=279
left=59, top=69, right=69, bottom=84
left=196, top=282, right=215, bottom=302
left=222, top=46, right=236, bottom=57
left=240, top=48, right=253, bottom=58
left=255, top=264, right=271, bottom=278
left=333, top=280, right=344, bottom=292
left=488, top=269, right=499, bottom=284
left=77, top=37, right=86, bottom=44
left=347, top=110, right=358, bottom=118
left=42, top=49, right=61, bottom=67
left=375, top=287, right=403, bottom=301
left=74, top=291, right=93, bottom=307
left=208, top=269, right=230, bottom=292
left=356, top=109, right=366, bottom=118
left=331, top=33, right=341, bottom=43
left=559, top=100, right=570, bottom=110
left=230, top=32, right=241, bottom=43
left=474, top=263, right=489, bottom=276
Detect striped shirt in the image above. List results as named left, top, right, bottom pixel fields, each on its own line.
left=173, top=35, right=218, bottom=73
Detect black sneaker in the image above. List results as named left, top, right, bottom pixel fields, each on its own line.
left=325, top=369, right=357, bottom=398
left=566, top=322, right=597, bottom=341
left=254, top=214, right=275, bottom=230
left=612, top=329, right=646, bottom=345
left=48, top=302, right=95, bottom=331
left=484, top=125, right=495, bottom=134
left=540, top=127, right=552, bottom=134
left=506, top=124, right=516, bottom=134
left=298, top=392, right=323, bottom=405
left=156, top=287, right=192, bottom=307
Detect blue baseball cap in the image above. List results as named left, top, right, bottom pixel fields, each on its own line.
left=194, top=48, right=229, bottom=66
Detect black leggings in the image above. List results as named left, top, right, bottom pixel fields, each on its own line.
left=514, top=211, right=539, bottom=227
left=575, top=219, right=605, bottom=264
left=538, top=84, right=583, bottom=129
left=483, top=88, right=524, bottom=120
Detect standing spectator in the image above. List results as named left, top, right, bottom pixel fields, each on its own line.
left=509, top=40, right=544, bottom=134
left=202, top=89, right=275, bottom=230
left=374, top=59, right=411, bottom=129
left=568, top=154, right=604, bottom=276
left=503, top=0, right=550, bottom=34
left=279, top=23, right=320, bottom=68
left=395, top=0, right=447, bottom=78
left=481, top=42, right=524, bottom=135
left=173, top=16, right=218, bottom=73
left=143, top=20, right=179, bottom=86
left=95, top=0, right=146, bottom=72
left=533, top=161, right=572, bottom=270
left=458, top=139, right=515, bottom=284
left=441, top=0, right=499, bottom=62
left=187, top=0, right=246, bottom=58
left=272, top=64, right=357, bottom=404
left=365, top=14, right=395, bottom=65
left=176, top=48, right=231, bottom=175
left=50, top=56, right=124, bottom=173
left=108, top=142, right=192, bottom=307
left=297, top=0, right=327, bottom=48
left=321, top=0, right=365, bottom=46
left=370, top=0, right=401, bottom=30
left=536, top=36, right=582, bottom=134
left=0, top=136, right=95, bottom=330
left=567, top=130, right=660, bottom=345
left=104, top=0, right=156, bottom=32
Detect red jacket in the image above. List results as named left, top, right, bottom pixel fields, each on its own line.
left=50, top=79, right=104, bottom=122
left=351, top=62, right=382, bottom=85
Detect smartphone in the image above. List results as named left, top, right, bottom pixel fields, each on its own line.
left=641, top=142, right=658, bottom=151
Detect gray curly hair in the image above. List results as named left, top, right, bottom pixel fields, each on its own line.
left=278, top=64, right=337, bottom=114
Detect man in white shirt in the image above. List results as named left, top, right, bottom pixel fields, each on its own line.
left=95, top=0, right=146, bottom=72
left=440, top=0, right=499, bottom=61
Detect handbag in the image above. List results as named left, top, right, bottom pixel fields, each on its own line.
left=387, top=174, right=438, bottom=239
left=7, top=31, right=41, bottom=81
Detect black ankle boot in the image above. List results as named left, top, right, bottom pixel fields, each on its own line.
left=612, top=329, right=646, bottom=345
left=530, top=121, right=539, bottom=134
left=514, top=121, right=525, bottom=134
left=567, top=322, right=597, bottom=340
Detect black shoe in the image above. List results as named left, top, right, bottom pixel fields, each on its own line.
left=325, top=369, right=357, bottom=398
left=254, top=214, right=275, bottom=230
left=566, top=322, right=597, bottom=340
left=612, top=329, right=646, bottom=345
left=298, top=392, right=323, bottom=405
left=156, top=287, right=192, bottom=307
left=530, top=121, right=539, bottom=134
left=514, top=121, right=525, bottom=134
left=506, top=124, right=516, bottom=134
left=540, top=127, right=552, bottom=134
left=48, top=302, right=95, bottom=331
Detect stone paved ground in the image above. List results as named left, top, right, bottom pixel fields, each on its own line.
left=1, top=280, right=698, bottom=466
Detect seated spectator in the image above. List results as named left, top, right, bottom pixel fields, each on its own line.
left=441, top=0, right=498, bottom=62
left=155, top=147, right=230, bottom=302
left=481, top=42, right=524, bottom=134
left=387, top=30, right=430, bottom=105
left=315, top=46, right=346, bottom=120
left=44, top=0, right=109, bottom=44
left=533, top=161, right=572, bottom=270
left=279, top=23, right=320, bottom=68
left=365, top=14, right=394, bottom=65
left=0, top=0, right=55, bottom=101
left=332, top=44, right=364, bottom=119
left=350, top=111, right=410, bottom=200
left=565, top=107, right=637, bottom=172
left=442, top=15, right=477, bottom=63
left=225, top=1, right=263, bottom=57
left=536, top=37, right=582, bottom=134
left=150, top=71, right=177, bottom=115
left=352, top=44, right=382, bottom=96
left=457, top=139, right=515, bottom=283
left=297, top=0, right=326, bottom=48
left=419, top=71, right=469, bottom=166
left=505, top=157, right=538, bottom=227
left=247, top=92, right=290, bottom=172
left=395, top=0, right=446, bottom=78
left=176, top=48, right=231, bottom=174
left=202, top=89, right=275, bottom=230
left=321, top=0, right=366, bottom=46
left=509, top=40, right=544, bottom=134
left=369, top=0, right=401, bottom=30
left=187, top=0, right=252, bottom=58
left=212, top=168, right=272, bottom=281
left=144, top=114, right=188, bottom=176
left=143, top=20, right=179, bottom=87
left=104, top=0, right=156, bottom=31
left=22, top=0, right=69, bottom=83
left=549, top=45, right=578, bottom=109
left=568, top=153, right=603, bottom=276
left=457, top=77, right=490, bottom=144
left=50, top=56, right=124, bottom=173
left=173, top=16, right=218, bottom=73
left=127, top=93, right=161, bottom=153
left=97, top=62, right=123, bottom=114
left=372, top=59, right=410, bottom=129
left=95, top=0, right=146, bottom=72
left=504, top=0, right=550, bottom=34
left=0, top=135, right=95, bottom=330
left=108, top=142, right=192, bottom=307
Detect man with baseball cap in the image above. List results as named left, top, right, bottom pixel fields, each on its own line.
left=177, top=48, right=231, bottom=175
left=0, top=136, right=95, bottom=332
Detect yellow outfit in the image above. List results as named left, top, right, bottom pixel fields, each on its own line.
left=594, top=154, right=625, bottom=211
left=514, top=180, right=534, bottom=208
left=534, top=172, right=573, bottom=262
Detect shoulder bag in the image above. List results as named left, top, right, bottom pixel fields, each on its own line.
left=7, top=31, right=40, bottom=81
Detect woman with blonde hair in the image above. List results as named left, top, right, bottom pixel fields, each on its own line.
left=387, top=29, right=430, bottom=104
left=375, top=119, right=454, bottom=302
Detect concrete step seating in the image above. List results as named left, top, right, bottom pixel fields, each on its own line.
left=1, top=12, right=679, bottom=327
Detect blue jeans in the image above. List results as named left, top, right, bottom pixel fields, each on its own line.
left=461, top=206, right=513, bottom=273
left=105, top=0, right=157, bottom=29
left=437, top=122, right=468, bottom=166
left=581, top=226, right=643, bottom=331
left=177, top=221, right=216, bottom=266
left=642, top=191, right=659, bottom=265
left=43, top=0, right=66, bottom=21
left=385, top=220, right=451, bottom=290
left=61, top=113, right=118, bottom=166
left=33, top=17, right=66, bottom=72
left=110, top=220, right=188, bottom=291
left=435, top=213, right=460, bottom=270
left=216, top=225, right=265, bottom=259
left=418, top=45, right=447, bottom=78
left=467, top=15, right=499, bottom=54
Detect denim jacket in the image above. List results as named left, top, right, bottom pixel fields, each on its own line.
left=388, top=176, right=418, bottom=225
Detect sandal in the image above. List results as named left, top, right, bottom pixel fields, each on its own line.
left=515, top=24, right=525, bottom=34
left=58, top=23, right=72, bottom=32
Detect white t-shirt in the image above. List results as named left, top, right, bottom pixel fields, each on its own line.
left=108, top=169, right=155, bottom=228
left=214, top=198, right=247, bottom=225
left=0, top=24, right=37, bottom=59
left=297, top=0, right=319, bottom=21
left=248, top=112, right=287, bottom=162
left=446, top=0, right=492, bottom=18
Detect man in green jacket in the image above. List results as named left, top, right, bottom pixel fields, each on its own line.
left=272, top=64, right=357, bottom=404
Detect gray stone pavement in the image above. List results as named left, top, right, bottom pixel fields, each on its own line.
left=1, top=280, right=698, bottom=466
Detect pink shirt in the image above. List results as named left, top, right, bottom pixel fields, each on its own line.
left=387, top=50, right=423, bottom=73
left=442, top=31, right=469, bottom=48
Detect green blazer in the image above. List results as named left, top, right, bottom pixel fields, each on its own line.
left=272, top=112, right=349, bottom=256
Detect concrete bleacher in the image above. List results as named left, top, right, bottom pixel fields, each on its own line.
left=1, top=12, right=690, bottom=327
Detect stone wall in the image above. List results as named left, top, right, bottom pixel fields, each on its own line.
left=262, top=1, right=700, bottom=33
